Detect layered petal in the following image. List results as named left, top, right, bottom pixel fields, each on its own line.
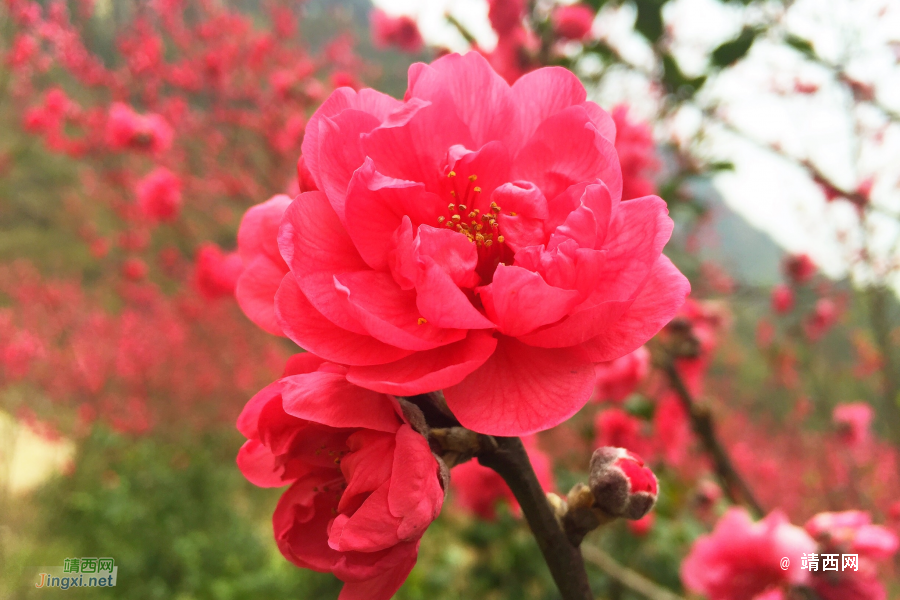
left=363, top=97, right=474, bottom=192
left=389, top=424, right=445, bottom=540
left=344, top=159, right=443, bottom=270
left=408, top=52, right=520, bottom=149
left=334, top=270, right=468, bottom=351
left=279, top=191, right=370, bottom=335
left=346, top=330, right=498, bottom=395
left=302, top=87, right=401, bottom=192
left=274, top=274, right=413, bottom=366
left=279, top=371, right=401, bottom=433
left=235, top=194, right=293, bottom=335
left=316, top=110, right=383, bottom=220
left=512, top=105, right=622, bottom=202
left=444, top=336, right=595, bottom=435
left=479, top=264, right=579, bottom=336
left=236, top=258, right=288, bottom=336
left=579, top=255, right=691, bottom=362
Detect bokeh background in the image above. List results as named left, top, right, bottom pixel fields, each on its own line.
left=1, top=0, right=899, bottom=598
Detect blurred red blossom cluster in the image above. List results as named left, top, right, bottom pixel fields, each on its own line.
left=0, top=262, right=286, bottom=435
left=683, top=507, right=898, bottom=600
left=6, top=0, right=366, bottom=260
left=2, top=0, right=369, bottom=434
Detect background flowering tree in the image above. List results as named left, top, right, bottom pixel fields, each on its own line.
left=1, top=0, right=899, bottom=599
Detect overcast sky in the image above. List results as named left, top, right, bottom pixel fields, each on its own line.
left=373, top=0, right=900, bottom=290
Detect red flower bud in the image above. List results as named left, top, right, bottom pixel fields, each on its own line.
left=589, top=447, right=658, bottom=520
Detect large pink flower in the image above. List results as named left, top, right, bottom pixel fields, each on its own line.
left=237, top=353, right=445, bottom=600
left=249, top=52, right=688, bottom=436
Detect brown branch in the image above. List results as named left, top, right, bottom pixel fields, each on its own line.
left=581, top=545, right=684, bottom=600
left=477, top=436, right=594, bottom=600
left=661, top=360, right=765, bottom=517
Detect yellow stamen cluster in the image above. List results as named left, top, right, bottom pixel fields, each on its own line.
left=440, top=171, right=505, bottom=248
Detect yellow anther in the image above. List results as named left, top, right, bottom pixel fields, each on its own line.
left=448, top=203, right=455, bottom=211
left=510, top=212, right=517, bottom=216
left=417, top=317, right=428, bottom=325
left=484, top=239, right=493, bottom=247
left=437, top=216, right=445, bottom=223
left=475, top=224, right=483, bottom=231
left=448, top=171, right=456, bottom=177
left=468, top=174, right=477, bottom=181
left=458, top=204, right=467, bottom=212
left=446, top=221, right=454, bottom=227
left=451, top=214, right=461, bottom=222
left=497, top=235, right=505, bottom=243
left=450, top=190, right=456, bottom=196
left=468, top=211, right=476, bottom=219
left=474, top=187, right=482, bottom=193
left=475, top=233, right=485, bottom=243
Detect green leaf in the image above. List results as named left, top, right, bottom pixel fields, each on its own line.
left=661, top=53, right=707, bottom=97
left=634, top=0, right=666, bottom=43
left=785, top=34, right=815, bottom=58
left=710, top=27, right=759, bottom=67
left=708, top=160, right=735, bottom=171
left=583, top=0, right=610, bottom=11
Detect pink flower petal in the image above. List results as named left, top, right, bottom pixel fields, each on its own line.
left=280, top=371, right=401, bottom=432
left=512, top=66, right=587, bottom=144
left=337, top=553, right=418, bottom=600
left=302, top=87, right=401, bottom=191
left=344, top=158, right=443, bottom=270
left=444, top=336, right=595, bottom=435
left=389, top=424, right=444, bottom=540
left=512, top=105, right=622, bottom=202
left=279, top=191, right=370, bottom=335
left=329, top=481, right=402, bottom=552
left=274, top=273, right=413, bottom=366
left=334, top=270, right=468, bottom=351
left=480, top=265, right=580, bottom=336
left=236, top=258, right=288, bottom=336
left=580, top=255, right=691, bottom=361
left=316, top=110, right=383, bottom=221
left=363, top=97, right=474, bottom=192
left=237, top=439, right=295, bottom=488
left=409, top=52, right=519, bottom=149
left=345, top=330, right=498, bottom=395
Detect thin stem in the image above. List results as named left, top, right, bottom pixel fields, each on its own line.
left=444, top=13, right=478, bottom=47
left=581, top=545, right=684, bottom=600
left=662, top=361, right=765, bottom=517
left=478, top=436, right=593, bottom=600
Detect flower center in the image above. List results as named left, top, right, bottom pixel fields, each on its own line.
left=436, top=171, right=505, bottom=249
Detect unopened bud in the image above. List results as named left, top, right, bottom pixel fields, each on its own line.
left=589, top=447, right=658, bottom=520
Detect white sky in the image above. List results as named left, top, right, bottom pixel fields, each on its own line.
left=374, top=0, right=900, bottom=289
